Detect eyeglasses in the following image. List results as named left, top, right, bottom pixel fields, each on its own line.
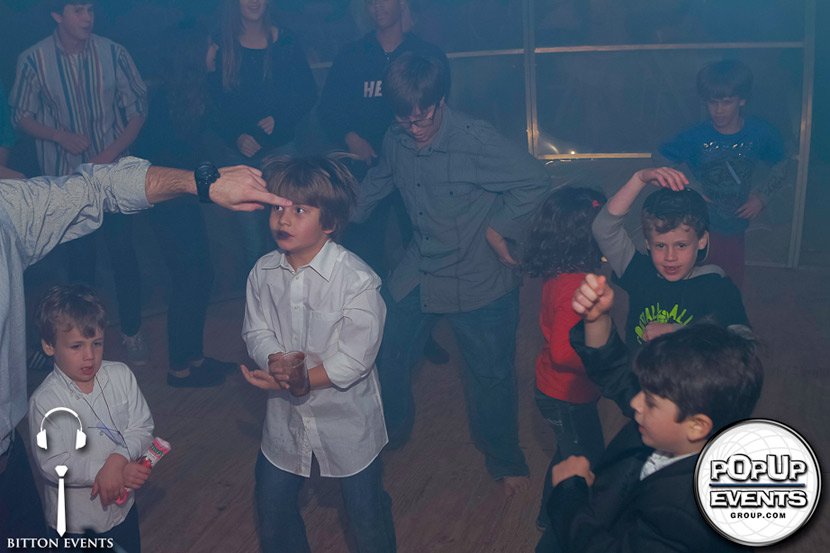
left=392, top=106, right=439, bottom=131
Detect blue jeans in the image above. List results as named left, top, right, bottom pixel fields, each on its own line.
left=255, top=452, right=396, bottom=553
left=378, top=286, right=528, bottom=479
left=534, top=388, right=604, bottom=549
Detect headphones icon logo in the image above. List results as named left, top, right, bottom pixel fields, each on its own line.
left=37, top=407, right=87, bottom=450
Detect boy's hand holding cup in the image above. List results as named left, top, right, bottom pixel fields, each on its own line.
left=269, top=351, right=310, bottom=397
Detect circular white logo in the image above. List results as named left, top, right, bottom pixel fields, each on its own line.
left=695, top=419, right=821, bottom=547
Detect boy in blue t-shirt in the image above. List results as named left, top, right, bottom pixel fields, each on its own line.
left=658, top=60, right=787, bottom=288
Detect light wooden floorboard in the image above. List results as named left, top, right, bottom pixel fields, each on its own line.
left=23, top=265, right=829, bottom=552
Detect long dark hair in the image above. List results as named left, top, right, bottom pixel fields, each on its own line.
left=162, top=22, right=212, bottom=138
left=221, top=0, right=275, bottom=91
left=522, top=186, right=607, bottom=279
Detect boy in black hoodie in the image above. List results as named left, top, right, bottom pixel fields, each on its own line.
left=591, top=167, right=748, bottom=351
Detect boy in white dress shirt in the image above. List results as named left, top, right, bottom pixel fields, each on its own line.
left=241, top=155, right=395, bottom=553
left=29, top=284, right=153, bottom=552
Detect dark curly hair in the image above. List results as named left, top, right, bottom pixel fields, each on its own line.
left=522, top=186, right=607, bottom=279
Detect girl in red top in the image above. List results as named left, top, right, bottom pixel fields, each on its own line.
left=523, top=186, right=607, bottom=532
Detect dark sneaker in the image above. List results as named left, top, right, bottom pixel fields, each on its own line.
left=167, top=367, right=225, bottom=388
left=121, top=330, right=150, bottom=366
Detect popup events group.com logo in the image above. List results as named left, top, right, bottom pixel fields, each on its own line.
left=695, top=419, right=822, bottom=547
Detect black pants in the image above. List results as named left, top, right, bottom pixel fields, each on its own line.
left=62, top=213, right=142, bottom=336
left=1, top=430, right=47, bottom=544
left=149, top=197, right=214, bottom=370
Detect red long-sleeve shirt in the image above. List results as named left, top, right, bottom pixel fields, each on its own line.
left=535, top=272, right=600, bottom=403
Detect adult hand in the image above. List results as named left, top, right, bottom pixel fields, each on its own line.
left=552, top=456, right=595, bottom=488
left=736, top=194, right=764, bottom=219
left=237, top=134, right=262, bottom=158
left=572, top=274, right=614, bottom=322
left=486, top=227, right=519, bottom=267
left=0, top=166, right=24, bottom=179
left=345, top=132, right=377, bottom=165
left=54, top=129, right=90, bottom=155
left=210, top=165, right=292, bottom=212
left=122, top=461, right=151, bottom=490
left=642, top=321, right=676, bottom=342
left=257, top=116, right=275, bottom=136
left=240, top=364, right=284, bottom=391
left=91, top=454, right=128, bottom=507
left=637, top=167, right=688, bottom=191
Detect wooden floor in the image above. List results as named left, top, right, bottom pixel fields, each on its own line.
left=23, top=264, right=830, bottom=553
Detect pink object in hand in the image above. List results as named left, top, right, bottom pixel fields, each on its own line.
left=116, top=437, right=171, bottom=504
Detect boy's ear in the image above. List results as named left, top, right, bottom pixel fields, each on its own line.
left=41, top=339, right=55, bottom=357
left=322, top=224, right=335, bottom=236
left=685, top=413, right=713, bottom=443
left=51, top=11, right=63, bottom=25
left=697, top=231, right=709, bottom=252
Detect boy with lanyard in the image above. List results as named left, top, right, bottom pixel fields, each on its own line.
left=29, top=285, right=154, bottom=552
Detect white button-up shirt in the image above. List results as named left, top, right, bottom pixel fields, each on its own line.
left=28, top=361, right=154, bottom=534
left=242, top=240, right=387, bottom=478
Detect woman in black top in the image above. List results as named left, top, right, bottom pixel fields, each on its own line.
left=137, top=22, right=233, bottom=388
left=211, top=0, right=317, bottom=268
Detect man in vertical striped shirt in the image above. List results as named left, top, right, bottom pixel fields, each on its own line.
left=9, top=2, right=151, bottom=365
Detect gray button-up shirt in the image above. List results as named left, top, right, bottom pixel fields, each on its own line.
left=353, top=106, right=551, bottom=312
left=0, top=157, right=150, bottom=453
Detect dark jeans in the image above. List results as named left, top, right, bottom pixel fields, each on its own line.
left=62, top=213, right=142, bottom=335
left=378, top=286, right=528, bottom=479
left=534, top=388, right=604, bottom=525
left=534, top=389, right=604, bottom=553
left=149, top=197, right=214, bottom=370
left=48, top=504, right=140, bottom=552
left=255, top=452, right=396, bottom=553
left=1, top=430, right=46, bottom=544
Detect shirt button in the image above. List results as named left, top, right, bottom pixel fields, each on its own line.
left=418, top=211, right=423, bottom=215
left=293, top=306, right=299, bottom=311
left=416, top=182, right=421, bottom=187
left=295, top=275, right=300, bottom=280
left=424, top=236, right=429, bottom=240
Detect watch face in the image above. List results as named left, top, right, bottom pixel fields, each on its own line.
left=196, top=164, right=215, bottom=181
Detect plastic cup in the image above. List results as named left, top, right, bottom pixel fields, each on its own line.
left=279, top=351, right=309, bottom=396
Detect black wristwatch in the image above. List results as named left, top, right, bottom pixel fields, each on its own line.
left=194, top=161, right=220, bottom=204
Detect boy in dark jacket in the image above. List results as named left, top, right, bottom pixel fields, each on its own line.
left=543, top=274, right=761, bottom=553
